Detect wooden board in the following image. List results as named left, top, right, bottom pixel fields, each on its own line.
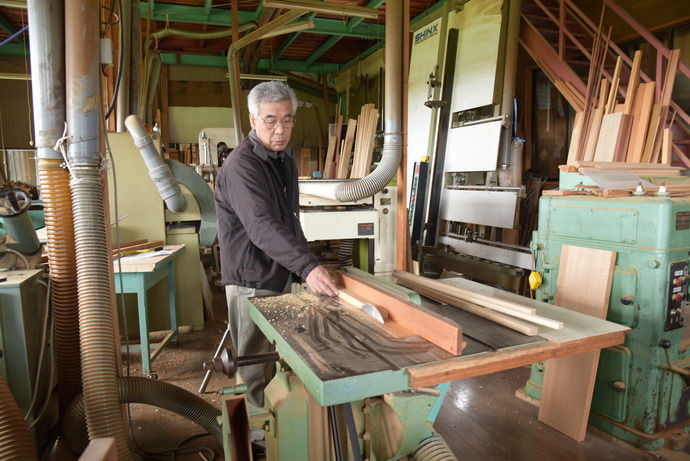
left=394, top=271, right=566, bottom=329
left=334, top=271, right=465, bottom=356
left=582, top=107, right=604, bottom=162
left=566, top=111, right=584, bottom=165
left=593, top=112, right=628, bottom=162
left=538, top=244, right=617, bottom=442
left=323, top=135, right=337, bottom=179
left=625, top=82, right=656, bottom=163
left=336, top=119, right=357, bottom=179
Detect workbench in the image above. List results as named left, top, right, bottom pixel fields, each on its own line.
left=113, top=244, right=185, bottom=375
left=248, top=273, right=630, bottom=407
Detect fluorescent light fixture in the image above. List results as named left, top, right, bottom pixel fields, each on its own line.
left=263, top=0, right=379, bottom=20
left=261, top=19, right=315, bottom=39
left=238, top=74, right=288, bottom=81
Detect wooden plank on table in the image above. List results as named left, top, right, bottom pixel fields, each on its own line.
left=336, top=119, right=357, bottom=179
left=334, top=271, right=465, bottom=356
left=538, top=244, right=617, bottom=442
left=112, top=240, right=164, bottom=255
left=393, top=270, right=563, bottom=332
left=625, top=82, right=656, bottom=163
left=112, top=239, right=148, bottom=250
left=400, top=278, right=539, bottom=336
left=418, top=297, right=541, bottom=350
left=593, top=112, right=628, bottom=162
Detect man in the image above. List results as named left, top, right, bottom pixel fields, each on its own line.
left=214, top=81, right=339, bottom=407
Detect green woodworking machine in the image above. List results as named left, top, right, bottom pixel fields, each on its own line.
left=209, top=267, right=630, bottom=460
left=525, top=170, right=690, bottom=451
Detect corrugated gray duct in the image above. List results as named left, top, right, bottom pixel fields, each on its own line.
left=63, top=377, right=223, bottom=454
left=66, top=0, right=131, bottom=459
left=125, top=114, right=187, bottom=213
left=301, top=1, right=404, bottom=203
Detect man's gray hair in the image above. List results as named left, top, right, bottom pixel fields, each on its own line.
left=247, top=81, right=298, bottom=116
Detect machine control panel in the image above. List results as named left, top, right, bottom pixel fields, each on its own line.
left=665, top=261, right=689, bottom=331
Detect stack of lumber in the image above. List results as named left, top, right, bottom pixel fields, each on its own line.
left=393, top=270, right=564, bottom=337
left=566, top=44, right=681, bottom=167
left=322, top=103, right=379, bottom=179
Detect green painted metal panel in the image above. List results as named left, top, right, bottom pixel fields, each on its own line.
left=530, top=192, right=690, bottom=450
left=591, top=345, right=631, bottom=422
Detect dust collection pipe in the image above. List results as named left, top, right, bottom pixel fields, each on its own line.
left=138, top=22, right=259, bottom=126
left=299, top=1, right=404, bottom=202
left=125, top=114, right=186, bottom=213
left=497, top=0, right=522, bottom=169
left=139, top=51, right=160, bottom=126
left=115, top=0, right=131, bottom=132
left=0, top=375, right=38, bottom=461
left=66, top=0, right=131, bottom=459
left=27, top=0, right=83, bottom=423
left=63, top=377, right=223, bottom=453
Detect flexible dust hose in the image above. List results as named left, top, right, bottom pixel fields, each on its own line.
left=125, top=114, right=186, bottom=213
left=63, top=377, right=223, bottom=453
left=0, top=375, right=38, bottom=461
left=410, top=433, right=457, bottom=461
left=332, top=1, right=403, bottom=203
left=71, top=166, right=131, bottom=461
left=38, top=159, right=82, bottom=418
left=334, top=137, right=402, bottom=202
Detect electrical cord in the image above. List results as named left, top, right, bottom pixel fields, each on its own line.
left=103, top=0, right=124, bottom=120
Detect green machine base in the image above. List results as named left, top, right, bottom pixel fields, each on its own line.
left=526, top=174, right=690, bottom=452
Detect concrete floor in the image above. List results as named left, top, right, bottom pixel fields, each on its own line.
left=105, top=281, right=687, bottom=461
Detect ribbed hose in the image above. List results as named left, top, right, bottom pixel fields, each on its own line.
left=411, top=433, right=457, bottom=461
left=334, top=138, right=402, bottom=202
left=125, top=114, right=186, bottom=213
left=0, top=375, right=38, bottom=460
left=338, top=239, right=354, bottom=267
left=71, top=165, right=131, bottom=461
left=63, top=377, right=223, bottom=453
left=39, top=158, right=81, bottom=419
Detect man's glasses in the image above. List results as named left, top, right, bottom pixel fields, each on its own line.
left=255, top=114, right=296, bottom=128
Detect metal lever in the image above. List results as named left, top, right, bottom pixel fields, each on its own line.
left=659, top=339, right=690, bottom=387
left=204, top=347, right=280, bottom=379
left=198, top=326, right=232, bottom=393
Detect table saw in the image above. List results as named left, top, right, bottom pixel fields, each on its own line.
left=217, top=268, right=630, bottom=460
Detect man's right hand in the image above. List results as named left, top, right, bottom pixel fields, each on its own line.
left=305, top=265, right=339, bottom=297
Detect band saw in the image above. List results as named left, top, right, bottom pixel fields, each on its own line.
left=208, top=267, right=630, bottom=460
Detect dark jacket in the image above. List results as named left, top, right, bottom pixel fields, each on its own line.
left=214, top=130, right=319, bottom=292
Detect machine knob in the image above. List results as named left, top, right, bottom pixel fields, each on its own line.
left=612, top=381, right=625, bottom=392
left=672, top=293, right=685, bottom=303
left=674, top=277, right=686, bottom=287
left=620, top=295, right=634, bottom=305
left=659, top=339, right=672, bottom=349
